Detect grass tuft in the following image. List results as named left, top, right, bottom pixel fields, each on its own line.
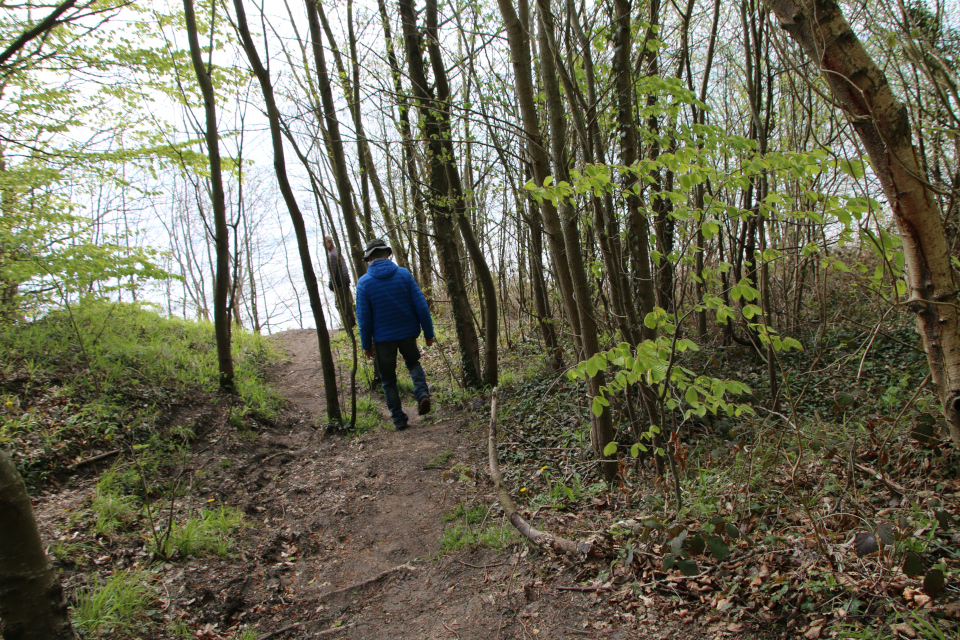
left=72, top=569, right=153, bottom=637
left=166, top=506, right=245, bottom=558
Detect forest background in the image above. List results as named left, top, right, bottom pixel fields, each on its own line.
left=1, top=0, right=960, bottom=637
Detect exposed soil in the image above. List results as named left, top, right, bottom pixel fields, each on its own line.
left=33, top=329, right=768, bottom=640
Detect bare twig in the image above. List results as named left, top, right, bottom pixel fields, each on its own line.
left=312, top=623, right=357, bottom=637
left=68, top=449, right=120, bottom=469
left=854, top=463, right=908, bottom=496
left=455, top=560, right=509, bottom=569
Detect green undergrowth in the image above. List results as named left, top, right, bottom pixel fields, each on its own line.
left=440, top=501, right=517, bottom=552
left=0, top=299, right=282, bottom=485
left=72, top=569, right=154, bottom=637
left=162, top=506, right=245, bottom=559
left=481, top=324, right=959, bottom=639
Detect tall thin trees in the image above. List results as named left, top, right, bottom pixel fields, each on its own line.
left=183, top=0, right=234, bottom=393
left=231, top=0, right=342, bottom=423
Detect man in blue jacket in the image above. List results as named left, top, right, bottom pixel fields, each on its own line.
left=356, top=238, right=434, bottom=430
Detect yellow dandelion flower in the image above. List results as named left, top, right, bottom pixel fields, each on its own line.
left=520, top=487, right=527, bottom=492
left=208, top=498, right=215, bottom=502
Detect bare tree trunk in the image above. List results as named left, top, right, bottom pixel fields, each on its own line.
left=537, top=0, right=617, bottom=480
left=315, top=3, right=409, bottom=271
left=183, top=0, right=234, bottom=393
left=495, top=0, right=583, bottom=358
left=232, top=0, right=342, bottom=423
left=398, top=0, right=485, bottom=388
left=0, top=451, right=76, bottom=640
left=766, top=0, right=960, bottom=446
left=377, top=0, right=434, bottom=298
left=423, top=0, right=498, bottom=387
left=304, top=0, right=366, bottom=277
left=614, top=0, right=656, bottom=336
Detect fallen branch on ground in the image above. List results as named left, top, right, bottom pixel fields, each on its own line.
left=313, top=623, right=358, bottom=637
left=68, top=449, right=120, bottom=469
left=258, top=623, right=300, bottom=640
left=487, top=388, right=582, bottom=559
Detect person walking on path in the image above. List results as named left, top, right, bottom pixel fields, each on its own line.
left=355, top=238, right=434, bottom=430
left=324, top=235, right=355, bottom=329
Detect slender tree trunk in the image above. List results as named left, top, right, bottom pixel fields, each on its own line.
left=398, top=0, right=485, bottom=387
left=422, top=0, right=498, bottom=386
left=537, top=0, right=617, bottom=480
left=304, top=0, right=366, bottom=277
left=495, top=0, right=583, bottom=358
left=766, top=0, right=960, bottom=446
left=0, top=451, right=76, bottom=640
left=614, top=0, right=656, bottom=336
left=316, top=3, right=409, bottom=270
left=183, top=0, right=234, bottom=393
left=232, top=0, right=341, bottom=423
left=377, top=0, right=434, bottom=297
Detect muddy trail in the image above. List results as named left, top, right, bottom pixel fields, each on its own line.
left=34, top=329, right=748, bottom=640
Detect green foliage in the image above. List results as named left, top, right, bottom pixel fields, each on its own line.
left=236, top=628, right=260, bottom=640
left=354, top=396, right=383, bottom=434
left=72, top=569, right=153, bottom=637
left=570, top=336, right=756, bottom=422
left=164, top=506, right=244, bottom=558
left=92, top=466, right=139, bottom=536
left=0, top=299, right=281, bottom=484
left=439, top=521, right=517, bottom=552
left=443, top=502, right=488, bottom=524
left=426, top=449, right=453, bottom=468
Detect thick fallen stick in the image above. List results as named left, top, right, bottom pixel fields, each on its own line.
left=487, top=388, right=581, bottom=558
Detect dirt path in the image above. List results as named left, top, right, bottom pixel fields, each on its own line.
left=231, top=328, right=757, bottom=640
left=33, top=329, right=742, bottom=639
left=235, top=329, right=642, bottom=640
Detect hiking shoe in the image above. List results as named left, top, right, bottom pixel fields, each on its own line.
left=395, top=421, right=409, bottom=431
left=418, top=396, right=432, bottom=416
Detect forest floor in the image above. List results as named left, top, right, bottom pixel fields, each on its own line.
left=31, top=328, right=769, bottom=640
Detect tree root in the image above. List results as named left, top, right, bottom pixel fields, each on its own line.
left=317, top=562, right=418, bottom=602
left=487, top=388, right=582, bottom=559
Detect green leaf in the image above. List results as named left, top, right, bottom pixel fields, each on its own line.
left=742, top=304, right=762, bottom=319
left=603, top=442, right=618, bottom=456
left=662, top=553, right=676, bottom=571
left=923, top=568, right=945, bottom=598
left=678, top=559, right=699, bottom=576
left=591, top=396, right=604, bottom=417
left=706, top=535, right=730, bottom=560
left=903, top=552, right=924, bottom=578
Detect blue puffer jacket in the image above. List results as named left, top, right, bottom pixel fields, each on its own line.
left=355, top=259, right=434, bottom=351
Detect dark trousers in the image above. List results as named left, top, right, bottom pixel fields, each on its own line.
left=374, top=337, right=429, bottom=428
